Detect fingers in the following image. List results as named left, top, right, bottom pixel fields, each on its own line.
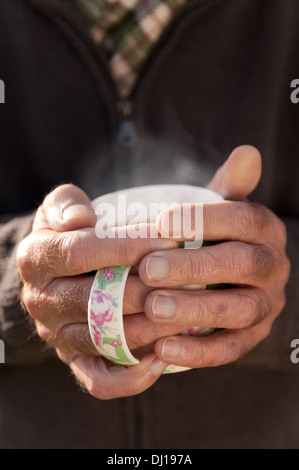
left=35, top=313, right=183, bottom=364
left=22, top=274, right=151, bottom=330
left=33, top=183, right=97, bottom=232
left=144, top=287, right=271, bottom=330
left=46, top=322, right=99, bottom=360
left=207, top=145, right=262, bottom=200
left=17, top=224, right=178, bottom=283
left=34, top=320, right=170, bottom=400
left=21, top=276, right=94, bottom=331
left=35, top=315, right=171, bottom=400
left=157, top=200, right=287, bottom=247
left=123, top=313, right=187, bottom=350
left=153, top=322, right=272, bottom=369
left=123, top=274, right=154, bottom=314
left=139, top=242, right=279, bottom=288
left=24, top=268, right=183, bottom=363
left=70, top=352, right=169, bottom=400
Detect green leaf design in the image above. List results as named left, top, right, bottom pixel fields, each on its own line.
left=115, top=346, right=132, bottom=363
left=102, top=334, right=133, bottom=364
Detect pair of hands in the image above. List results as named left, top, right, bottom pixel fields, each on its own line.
left=16, top=146, right=290, bottom=399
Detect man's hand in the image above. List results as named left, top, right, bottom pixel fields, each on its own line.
left=16, top=184, right=181, bottom=399
left=139, top=146, right=291, bottom=369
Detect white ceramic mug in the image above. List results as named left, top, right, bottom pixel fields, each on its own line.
left=88, top=184, right=223, bottom=373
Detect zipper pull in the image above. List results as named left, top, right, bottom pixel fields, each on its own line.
left=116, top=99, right=138, bottom=148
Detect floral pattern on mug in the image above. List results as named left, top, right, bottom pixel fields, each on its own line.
left=88, top=266, right=137, bottom=365
left=88, top=266, right=217, bottom=371
left=90, top=289, right=113, bottom=326
left=102, top=268, right=115, bottom=281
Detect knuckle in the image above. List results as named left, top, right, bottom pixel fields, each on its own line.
left=213, top=339, right=245, bottom=366
left=73, top=327, right=92, bottom=354
left=16, top=235, right=34, bottom=280
left=187, top=336, right=248, bottom=368
left=275, top=292, right=287, bottom=314
left=209, top=299, right=230, bottom=324
left=71, top=278, right=92, bottom=310
left=55, top=233, right=74, bottom=270
left=193, top=341, right=236, bottom=367
left=79, top=328, right=96, bottom=355
left=190, top=341, right=213, bottom=367
left=175, top=254, right=188, bottom=280
left=56, top=231, right=88, bottom=274
left=125, top=329, right=144, bottom=350
left=231, top=205, right=250, bottom=240
left=248, top=203, right=268, bottom=234
left=236, top=203, right=268, bottom=240
left=217, top=343, right=235, bottom=366
left=31, top=232, right=62, bottom=279
left=117, top=238, right=133, bottom=266
left=35, top=320, right=53, bottom=344
left=224, top=242, right=245, bottom=279
left=21, top=285, right=45, bottom=320
left=275, top=217, right=288, bottom=246
left=258, top=321, right=273, bottom=341
left=186, top=255, right=200, bottom=282
left=214, top=335, right=250, bottom=366
left=21, top=286, right=33, bottom=313
left=60, top=324, right=95, bottom=355
left=238, top=291, right=267, bottom=328
left=123, top=316, right=150, bottom=350
left=280, top=255, right=291, bottom=285
left=247, top=244, right=276, bottom=283
left=185, top=251, right=208, bottom=282
left=224, top=339, right=249, bottom=364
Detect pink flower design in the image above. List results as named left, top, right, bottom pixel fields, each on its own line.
left=90, top=290, right=113, bottom=325
left=92, top=289, right=112, bottom=305
left=188, top=327, right=201, bottom=336
left=109, top=340, right=122, bottom=348
left=102, top=268, right=115, bottom=281
left=183, top=327, right=202, bottom=337
left=91, top=324, right=102, bottom=347
left=90, top=308, right=113, bottom=326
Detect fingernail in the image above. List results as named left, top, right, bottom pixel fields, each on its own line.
left=150, top=357, right=169, bottom=376
left=62, top=204, right=92, bottom=220
left=161, top=339, right=181, bottom=358
left=146, top=256, right=169, bottom=281
left=152, top=295, right=176, bottom=318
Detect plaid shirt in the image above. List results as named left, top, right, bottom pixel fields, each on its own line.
left=76, top=0, right=187, bottom=98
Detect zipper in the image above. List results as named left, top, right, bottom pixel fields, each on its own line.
left=28, top=0, right=138, bottom=147
left=27, top=0, right=214, bottom=147
left=116, top=0, right=214, bottom=147
left=116, top=99, right=138, bottom=147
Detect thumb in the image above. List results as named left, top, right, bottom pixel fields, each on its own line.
left=33, top=183, right=97, bottom=232
left=207, top=145, right=262, bottom=200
